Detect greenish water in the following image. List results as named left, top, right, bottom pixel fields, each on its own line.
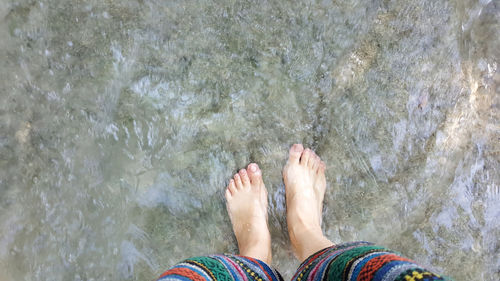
left=0, top=0, right=499, bottom=280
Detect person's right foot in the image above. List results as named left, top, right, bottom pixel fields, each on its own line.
left=283, top=144, right=334, bottom=262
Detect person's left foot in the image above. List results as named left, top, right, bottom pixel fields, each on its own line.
left=225, top=163, right=272, bottom=264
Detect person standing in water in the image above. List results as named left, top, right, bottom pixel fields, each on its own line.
left=158, top=144, right=451, bottom=281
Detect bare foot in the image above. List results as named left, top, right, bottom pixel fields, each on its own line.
left=225, top=163, right=272, bottom=264
left=283, top=144, right=334, bottom=262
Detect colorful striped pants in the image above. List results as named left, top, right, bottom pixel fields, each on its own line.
left=158, top=242, right=451, bottom=281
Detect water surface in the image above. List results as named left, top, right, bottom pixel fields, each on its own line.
left=0, top=0, right=499, bottom=280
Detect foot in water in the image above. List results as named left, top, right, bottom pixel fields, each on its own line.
left=283, top=144, right=334, bottom=262
left=225, top=163, right=272, bottom=264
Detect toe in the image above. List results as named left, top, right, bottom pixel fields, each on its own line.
left=312, top=155, right=320, bottom=170
left=318, top=161, right=326, bottom=173
left=234, top=173, right=243, bottom=189
left=239, top=169, right=250, bottom=186
left=301, top=148, right=312, bottom=166
left=247, top=163, right=263, bottom=186
left=308, top=151, right=317, bottom=168
left=225, top=188, right=232, bottom=200
left=228, top=179, right=237, bottom=194
left=288, top=144, right=304, bottom=164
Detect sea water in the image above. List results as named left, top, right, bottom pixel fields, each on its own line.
left=0, top=0, right=499, bottom=280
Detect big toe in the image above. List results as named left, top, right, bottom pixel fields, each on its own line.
left=288, top=144, right=304, bottom=164
left=247, top=163, right=263, bottom=186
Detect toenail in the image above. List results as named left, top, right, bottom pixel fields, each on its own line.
left=249, top=164, right=257, bottom=172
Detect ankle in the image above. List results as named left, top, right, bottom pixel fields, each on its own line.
left=288, top=215, right=322, bottom=238
left=239, top=239, right=272, bottom=264
left=289, top=225, right=323, bottom=245
left=289, top=227, right=333, bottom=262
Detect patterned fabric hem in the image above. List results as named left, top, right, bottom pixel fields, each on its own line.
left=291, top=242, right=452, bottom=281
left=158, top=254, right=284, bottom=281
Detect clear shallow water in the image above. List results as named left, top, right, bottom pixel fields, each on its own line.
left=0, top=0, right=499, bottom=280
